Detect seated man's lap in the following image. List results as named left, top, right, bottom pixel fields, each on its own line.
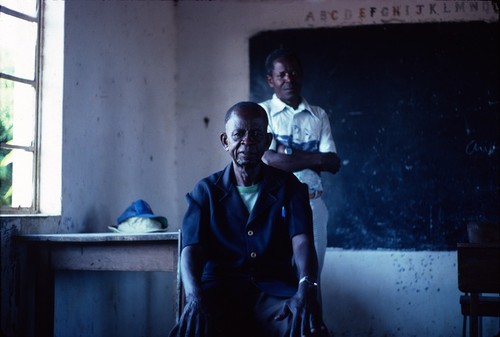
left=202, top=280, right=290, bottom=337
left=254, top=291, right=291, bottom=337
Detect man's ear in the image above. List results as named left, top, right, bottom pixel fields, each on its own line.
left=220, top=132, right=229, bottom=150
left=266, top=74, right=274, bottom=88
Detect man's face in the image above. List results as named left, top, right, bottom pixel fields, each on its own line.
left=266, top=56, right=303, bottom=107
left=221, top=108, right=271, bottom=169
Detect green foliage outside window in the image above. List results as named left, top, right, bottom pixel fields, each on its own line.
left=0, top=78, right=13, bottom=207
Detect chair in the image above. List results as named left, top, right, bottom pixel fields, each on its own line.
left=176, top=229, right=184, bottom=322
left=457, top=243, right=500, bottom=337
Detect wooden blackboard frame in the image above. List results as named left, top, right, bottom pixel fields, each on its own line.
left=250, top=22, right=499, bottom=250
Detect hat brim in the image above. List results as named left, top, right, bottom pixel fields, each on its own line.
left=108, top=225, right=169, bottom=233
left=117, top=214, right=168, bottom=227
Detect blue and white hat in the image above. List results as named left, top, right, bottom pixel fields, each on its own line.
left=108, top=199, right=168, bottom=233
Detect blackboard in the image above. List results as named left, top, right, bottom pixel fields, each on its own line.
left=249, top=22, right=499, bottom=250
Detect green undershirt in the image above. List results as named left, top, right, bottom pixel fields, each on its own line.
left=236, top=183, right=260, bottom=213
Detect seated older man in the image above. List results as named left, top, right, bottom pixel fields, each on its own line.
left=169, top=101, right=329, bottom=337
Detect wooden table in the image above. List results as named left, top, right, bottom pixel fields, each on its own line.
left=17, top=231, right=181, bottom=337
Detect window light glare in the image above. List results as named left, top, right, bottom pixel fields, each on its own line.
left=0, top=13, right=38, bottom=80
left=0, top=0, right=37, bottom=17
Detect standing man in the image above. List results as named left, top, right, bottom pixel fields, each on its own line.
left=260, top=48, right=341, bottom=276
left=169, top=102, right=329, bottom=337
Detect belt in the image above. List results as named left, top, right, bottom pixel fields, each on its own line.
left=309, top=191, right=323, bottom=199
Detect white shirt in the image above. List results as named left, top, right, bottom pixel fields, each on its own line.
left=259, top=94, right=337, bottom=193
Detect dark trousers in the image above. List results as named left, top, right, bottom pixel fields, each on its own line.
left=173, top=280, right=291, bottom=337
left=204, top=280, right=291, bottom=337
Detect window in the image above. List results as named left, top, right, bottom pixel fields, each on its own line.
left=0, top=0, right=41, bottom=213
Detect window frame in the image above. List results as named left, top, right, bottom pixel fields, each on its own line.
left=0, top=0, right=42, bottom=214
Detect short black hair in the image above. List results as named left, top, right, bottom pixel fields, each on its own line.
left=224, top=101, right=268, bottom=125
left=264, top=48, right=302, bottom=75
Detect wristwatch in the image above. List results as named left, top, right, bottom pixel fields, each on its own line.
left=284, top=146, right=293, bottom=155
left=299, top=276, right=318, bottom=287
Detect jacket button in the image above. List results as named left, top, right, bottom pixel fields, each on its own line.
left=247, top=230, right=254, bottom=236
left=250, top=252, right=257, bottom=258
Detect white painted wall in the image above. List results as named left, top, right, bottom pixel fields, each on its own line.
left=323, top=249, right=465, bottom=336
left=31, top=1, right=500, bottom=336
left=62, top=1, right=178, bottom=232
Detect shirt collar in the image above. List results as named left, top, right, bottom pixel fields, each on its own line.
left=269, top=94, right=315, bottom=118
left=216, top=162, right=281, bottom=194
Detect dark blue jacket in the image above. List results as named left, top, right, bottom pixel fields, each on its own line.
left=182, top=162, right=313, bottom=297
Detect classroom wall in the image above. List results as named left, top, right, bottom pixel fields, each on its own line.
left=2, top=1, right=498, bottom=336
left=31, top=0, right=500, bottom=249
left=61, top=1, right=178, bottom=232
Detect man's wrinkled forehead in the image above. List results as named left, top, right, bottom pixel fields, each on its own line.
left=272, top=57, right=302, bottom=73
